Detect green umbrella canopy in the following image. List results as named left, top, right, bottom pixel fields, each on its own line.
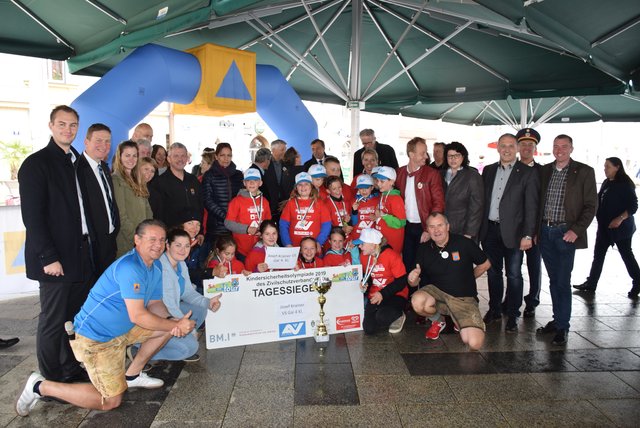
left=1, top=0, right=638, bottom=123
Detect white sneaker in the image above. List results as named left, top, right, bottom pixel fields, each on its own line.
left=126, top=372, right=164, bottom=389
left=388, top=312, right=407, bottom=334
left=15, top=372, right=44, bottom=416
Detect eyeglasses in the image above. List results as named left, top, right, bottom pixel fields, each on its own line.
left=447, top=153, right=462, bottom=159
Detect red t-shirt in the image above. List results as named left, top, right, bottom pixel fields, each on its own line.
left=361, top=247, right=408, bottom=299
left=207, top=257, right=246, bottom=275
left=281, top=197, right=331, bottom=246
left=325, top=196, right=353, bottom=227
left=375, top=192, right=406, bottom=252
left=352, top=195, right=380, bottom=240
left=225, top=193, right=272, bottom=256
left=323, top=250, right=352, bottom=267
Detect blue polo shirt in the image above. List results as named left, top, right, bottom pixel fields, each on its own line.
left=74, top=249, right=163, bottom=342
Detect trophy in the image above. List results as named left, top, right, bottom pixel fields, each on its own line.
left=311, top=277, right=333, bottom=343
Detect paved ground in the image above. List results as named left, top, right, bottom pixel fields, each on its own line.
left=1, top=222, right=639, bottom=427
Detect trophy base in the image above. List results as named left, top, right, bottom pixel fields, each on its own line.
left=314, top=334, right=330, bottom=343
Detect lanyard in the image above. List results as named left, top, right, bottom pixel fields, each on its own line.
left=378, top=191, right=390, bottom=213
left=294, top=198, right=315, bottom=226
left=329, top=197, right=346, bottom=226
left=250, top=193, right=263, bottom=223
left=216, top=254, right=232, bottom=273
left=361, top=250, right=380, bottom=286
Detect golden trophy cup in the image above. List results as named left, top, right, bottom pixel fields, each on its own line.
left=312, top=277, right=332, bottom=343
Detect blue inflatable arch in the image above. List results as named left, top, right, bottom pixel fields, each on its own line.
left=71, top=44, right=317, bottom=163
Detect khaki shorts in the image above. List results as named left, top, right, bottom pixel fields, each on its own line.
left=70, top=325, right=154, bottom=398
left=418, top=284, right=485, bottom=331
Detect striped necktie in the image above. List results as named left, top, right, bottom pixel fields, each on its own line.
left=98, top=163, right=116, bottom=229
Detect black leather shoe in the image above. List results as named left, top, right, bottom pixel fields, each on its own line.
left=573, top=281, right=596, bottom=292
left=628, top=285, right=640, bottom=300
left=505, top=317, right=518, bottom=333
left=523, top=307, right=535, bottom=318
left=483, top=311, right=502, bottom=324
left=551, top=329, right=568, bottom=345
left=0, top=337, right=19, bottom=348
left=536, top=321, right=557, bottom=334
left=62, top=369, right=91, bottom=383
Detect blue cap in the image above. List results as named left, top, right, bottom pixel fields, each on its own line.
left=356, top=174, right=374, bottom=188
left=308, top=164, right=327, bottom=178
left=295, top=172, right=312, bottom=185
left=243, top=168, right=262, bottom=181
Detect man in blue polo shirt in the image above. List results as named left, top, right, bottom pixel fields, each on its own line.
left=16, top=219, right=196, bottom=416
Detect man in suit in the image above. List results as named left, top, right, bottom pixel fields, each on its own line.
left=251, top=147, right=272, bottom=179
left=480, top=133, right=539, bottom=333
left=516, top=128, right=544, bottom=317
left=18, top=105, right=94, bottom=383
left=303, top=139, right=329, bottom=170
left=77, top=123, right=120, bottom=276
left=536, top=134, right=596, bottom=345
left=353, top=129, right=399, bottom=176
left=261, top=139, right=288, bottom=222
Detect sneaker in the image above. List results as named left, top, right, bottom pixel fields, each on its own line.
left=505, top=317, right=518, bottom=333
left=388, top=313, right=406, bottom=334
left=126, top=372, right=164, bottom=389
left=183, top=353, right=200, bottom=362
left=536, top=321, right=557, bottom=334
left=15, top=372, right=44, bottom=416
left=523, top=307, right=536, bottom=318
left=425, top=320, right=447, bottom=340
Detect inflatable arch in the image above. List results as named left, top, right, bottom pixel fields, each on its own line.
left=71, top=44, right=317, bottom=162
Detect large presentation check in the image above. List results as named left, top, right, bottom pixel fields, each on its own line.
left=203, top=265, right=364, bottom=349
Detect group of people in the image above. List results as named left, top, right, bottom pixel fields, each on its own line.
left=14, top=105, right=639, bottom=417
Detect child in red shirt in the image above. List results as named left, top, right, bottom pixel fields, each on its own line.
left=224, top=168, right=272, bottom=259
left=206, top=235, right=250, bottom=277
left=355, top=228, right=407, bottom=335
left=372, top=166, right=406, bottom=253
left=295, top=237, right=325, bottom=270
left=309, top=164, right=328, bottom=200
left=351, top=174, right=380, bottom=242
left=323, top=227, right=360, bottom=267
left=325, top=176, right=354, bottom=235
left=279, top=172, right=332, bottom=249
left=244, top=220, right=283, bottom=273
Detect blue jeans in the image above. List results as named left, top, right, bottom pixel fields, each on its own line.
left=524, top=243, right=542, bottom=308
left=482, top=222, right=525, bottom=317
left=539, top=224, right=576, bottom=331
left=140, top=301, right=207, bottom=361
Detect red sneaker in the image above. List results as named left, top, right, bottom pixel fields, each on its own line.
left=425, top=320, right=447, bottom=340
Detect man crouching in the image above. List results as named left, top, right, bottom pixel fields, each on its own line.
left=16, top=219, right=195, bottom=415
left=409, top=213, right=490, bottom=350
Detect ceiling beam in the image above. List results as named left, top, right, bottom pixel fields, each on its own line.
left=349, top=0, right=363, bottom=100
left=10, top=0, right=74, bottom=51
left=84, top=0, right=127, bottom=25
left=591, top=14, right=640, bottom=48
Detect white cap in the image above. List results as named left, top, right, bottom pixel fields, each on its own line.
left=243, top=168, right=261, bottom=181
left=356, top=174, right=374, bottom=188
left=353, top=228, right=383, bottom=245
left=295, top=172, right=312, bottom=185
left=373, top=166, right=397, bottom=181
left=308, top=164, right=327, bottom=178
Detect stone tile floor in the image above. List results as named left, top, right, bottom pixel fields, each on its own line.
left=1, top=224, right=639, bottom=427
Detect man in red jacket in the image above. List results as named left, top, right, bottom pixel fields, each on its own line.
left=395, top=137, right=445, bottom=272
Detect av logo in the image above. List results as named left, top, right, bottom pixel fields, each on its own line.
left=278, top=321, right=306, bottom=338
left=295, top=220, right=313, bottom=230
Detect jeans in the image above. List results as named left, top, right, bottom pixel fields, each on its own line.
left=482, top=222, right=525, bottom=317
left=523, top=243, right=542, bottom=308
left=146, top=301, right=208, bottom=361
left=540, top=224, right=576, bottom=331
left=586, top=228, right=640, bottom=289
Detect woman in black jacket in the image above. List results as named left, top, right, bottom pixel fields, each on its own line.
left=440, top=141, right=484, bottom=241
left=574, top=157, right=640, bottom=298
left=202, top=143, right=244, bottom=246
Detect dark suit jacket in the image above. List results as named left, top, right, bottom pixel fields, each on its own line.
left=76, top=153, right=120, bottom=276
left=262, top=160, right=288, bottom=219
left=303, top=157, right=323, bottom=171
left=18, top=139, right=90, bottom=282
left=538, top=159, right=597, bottom=249
left=353, top=142, right=399, bottom=176
left=480, top=160, right=540, bottom=249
